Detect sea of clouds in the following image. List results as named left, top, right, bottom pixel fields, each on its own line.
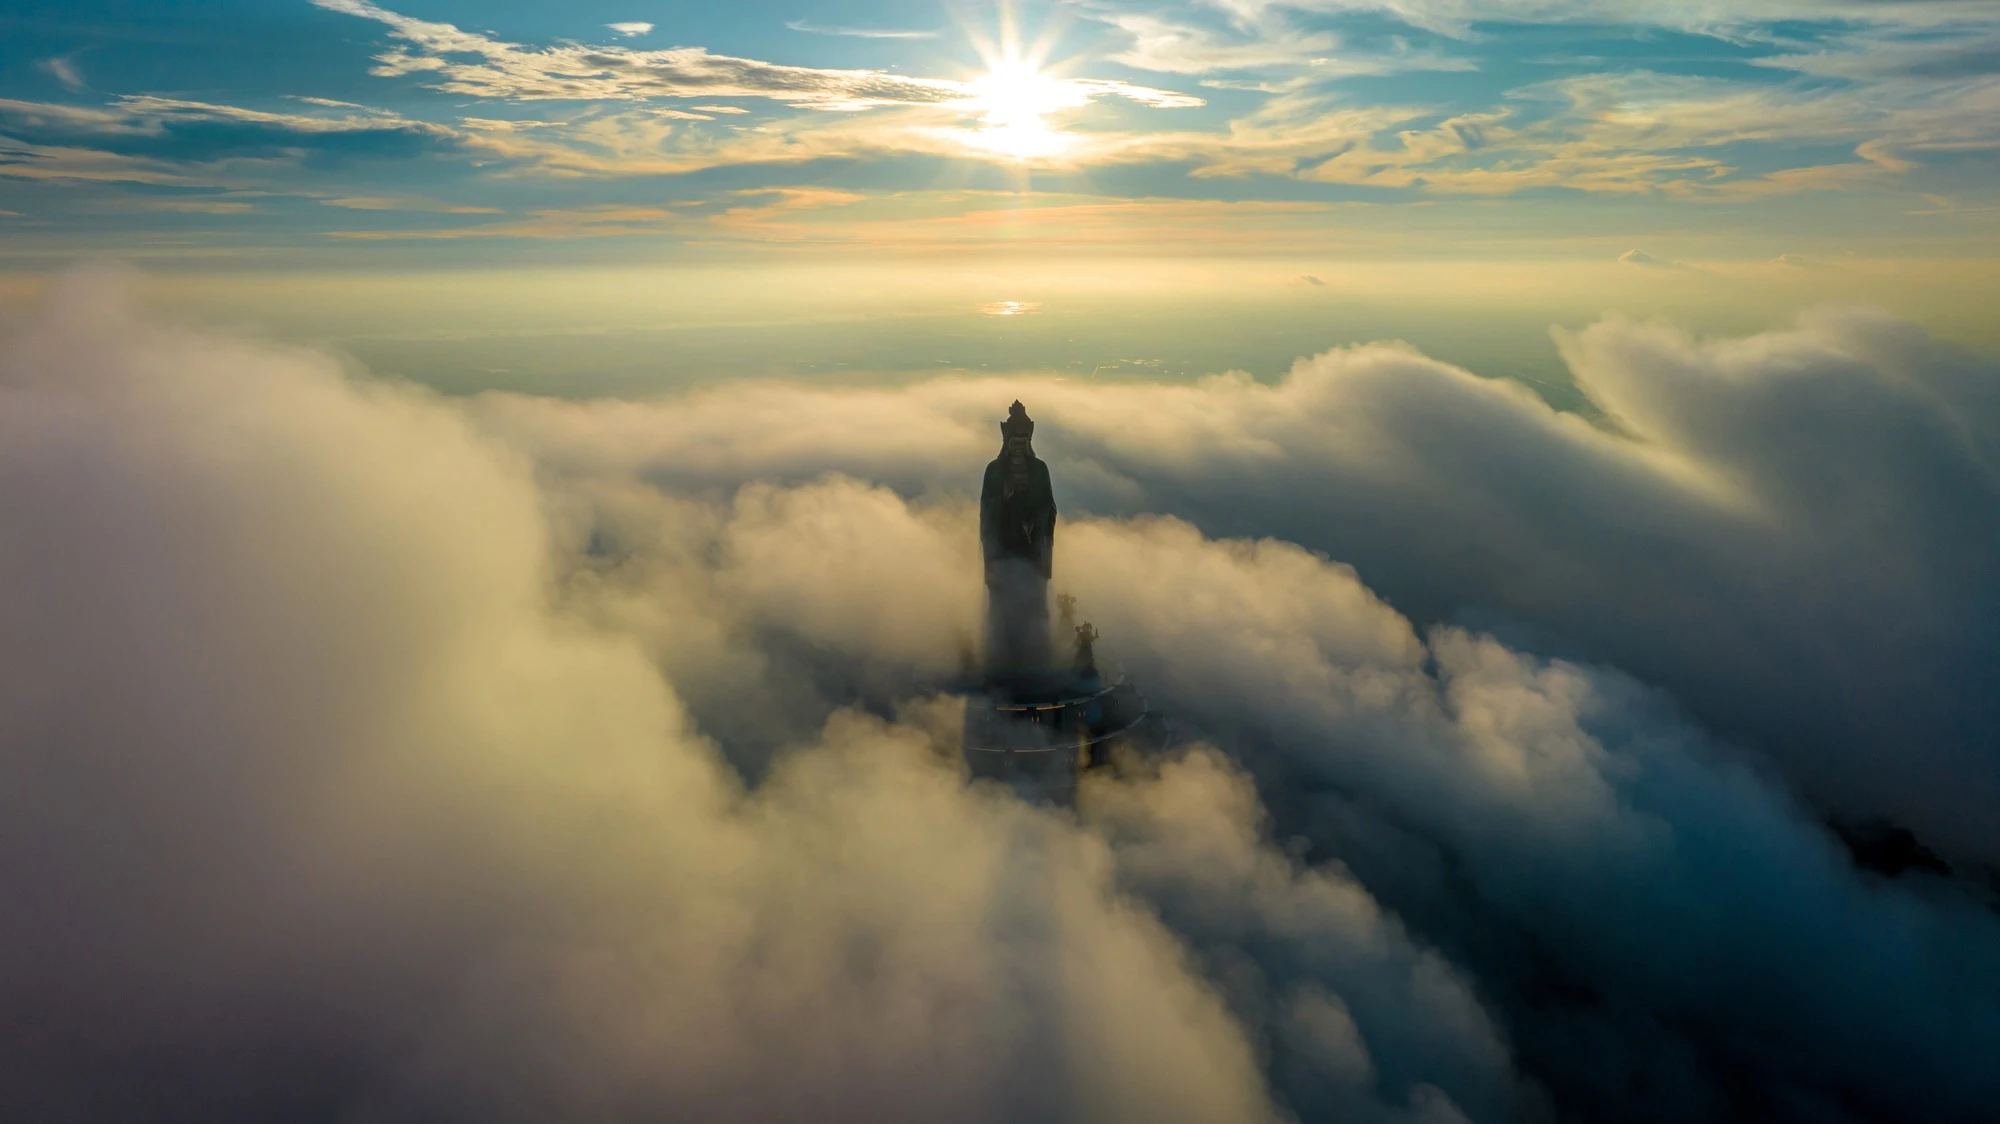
left=3, top=270, right=1997, bottom=1123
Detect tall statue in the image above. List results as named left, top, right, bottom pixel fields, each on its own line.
left=981, top=401, right=1057, bottom=675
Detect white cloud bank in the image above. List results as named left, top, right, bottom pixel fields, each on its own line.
left=474, top=305, right=2000, bottom=868
left=2, top=272, right=1999, bottom=1123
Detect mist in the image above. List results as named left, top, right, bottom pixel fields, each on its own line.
left=3, top=271, right=1998, bottom=1123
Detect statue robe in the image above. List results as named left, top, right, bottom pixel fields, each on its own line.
left=980, top=454, right=1056, bottom=674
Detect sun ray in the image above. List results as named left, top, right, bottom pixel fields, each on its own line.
left=954, top=3, right=1084, bottom=161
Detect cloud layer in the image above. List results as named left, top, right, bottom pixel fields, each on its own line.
left=475, top=307, right=2000, bottom=866
left=3, top=273, right=1999, bottom=1123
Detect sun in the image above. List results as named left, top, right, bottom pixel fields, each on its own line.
left=963, top=48, right=1085, bottom=161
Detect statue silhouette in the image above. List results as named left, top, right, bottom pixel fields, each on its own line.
left=980, top=401, right=1056, bottom=675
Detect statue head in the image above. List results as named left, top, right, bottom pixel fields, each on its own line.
left=1001, top=400, right=1034, bottom=462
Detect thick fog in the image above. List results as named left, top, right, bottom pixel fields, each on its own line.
left=3, top=272, right=1997, bottom=1123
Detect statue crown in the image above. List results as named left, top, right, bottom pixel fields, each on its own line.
left=1002, top=400, right=1034, bottom=438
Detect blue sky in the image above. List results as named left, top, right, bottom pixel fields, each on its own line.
left=3, top=0, right=1997, bottom=270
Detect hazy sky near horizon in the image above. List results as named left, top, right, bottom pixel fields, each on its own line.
left=4, top=0, right=1999, bottom=394
left=3, top=0, right=1998, bottom=266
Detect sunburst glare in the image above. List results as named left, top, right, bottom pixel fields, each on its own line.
left=964, top=50, right=1082, bottom=160
left=952, top=4, right=1084, bottom=162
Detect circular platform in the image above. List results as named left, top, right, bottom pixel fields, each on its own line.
left=961, top=663, right=1171, bottom=802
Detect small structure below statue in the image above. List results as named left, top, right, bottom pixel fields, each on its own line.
left=1073, top=622, right=1100, bottom=681
left=962, top=401, right=1169, bottom=802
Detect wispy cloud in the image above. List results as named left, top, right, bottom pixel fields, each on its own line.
left=297, top=0, right=1206, bottom=176
left=313, top=0, right=963, bottom=109
left=0, top=95, right=455, bottom=143
left=784, top=19, right=939, bottom=40
left=1094, top=7, right=1474, bottom=75
left=320, top=195, right=501, bottom=213
left=1099, top=12, right=1341, bottom=74
left=1756, top=26, right=2000, bottom=80
left=11, top=0, right=1992, bottom=234
left=134, top=199, right=260, bottom=214
left=1069, top=79, right=1206, bottom=109
left=0, top=95, right=463, bottom=187
left=39, top=56, right=86, bottom=92
left=327, top=203, right=684, bottom=240
left=289, top=95, right=374, bottom=110
left=1187, top=0, right=1999, bottom=38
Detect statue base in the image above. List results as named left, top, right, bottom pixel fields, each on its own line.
left=960, top=660, right=1172, bottom=805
